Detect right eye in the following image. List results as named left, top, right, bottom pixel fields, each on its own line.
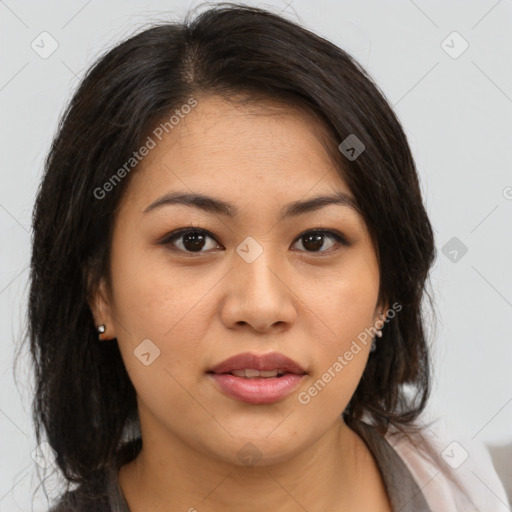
left=159, top=228, right=223, bottom=255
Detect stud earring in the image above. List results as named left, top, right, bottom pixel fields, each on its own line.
left=97, top=324, right=106, bottom=340
left=370, top=312, right=385, bottom=353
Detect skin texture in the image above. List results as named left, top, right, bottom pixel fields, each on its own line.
left=90, top=95, right=391, bottom=511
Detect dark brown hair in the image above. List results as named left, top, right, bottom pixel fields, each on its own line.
left=26, top=1, right=436, bottom=496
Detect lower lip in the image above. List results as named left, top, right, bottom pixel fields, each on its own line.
left=208, top=373, right=305, bottom=404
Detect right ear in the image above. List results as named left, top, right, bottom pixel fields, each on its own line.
left=87, top=275, right=117, bottom=340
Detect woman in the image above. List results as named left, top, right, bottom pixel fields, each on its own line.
left=27, top=3, right=509, bottom=511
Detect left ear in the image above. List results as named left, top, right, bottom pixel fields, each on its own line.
left=375, top=301, right=389, bottom=323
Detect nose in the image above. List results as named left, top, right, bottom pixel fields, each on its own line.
left=220, top=246, right=297, bottom=333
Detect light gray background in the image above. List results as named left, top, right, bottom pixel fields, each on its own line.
left=1, top=0, right=511, bottom=510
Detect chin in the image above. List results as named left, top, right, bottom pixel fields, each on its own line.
left=201, top=431, right=308, bottom=469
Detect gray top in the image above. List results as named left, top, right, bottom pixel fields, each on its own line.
left=51, top=420, right=432, bottom=511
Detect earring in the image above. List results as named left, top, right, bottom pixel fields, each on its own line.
left=370, top=312, right=385, bottom=353
left=97, top=324, right=106, bottom=340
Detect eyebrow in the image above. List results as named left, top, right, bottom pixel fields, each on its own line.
left=143, top=191, right=360, bottom=220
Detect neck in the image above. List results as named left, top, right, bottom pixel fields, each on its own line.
left=118, top=411, right=376, bottom=511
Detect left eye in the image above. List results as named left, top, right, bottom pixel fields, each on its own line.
left=292, top=229, right=348, bottom=253
left=160, top=228, right=348, bottom=255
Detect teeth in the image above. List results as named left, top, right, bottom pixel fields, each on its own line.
left=230, top=369, right=284, bottom=378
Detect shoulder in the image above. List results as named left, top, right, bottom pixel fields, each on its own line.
left=383, top=413, right=511, bottom=512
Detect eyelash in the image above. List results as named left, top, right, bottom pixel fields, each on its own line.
left=159, top=227, right=349, bottom=256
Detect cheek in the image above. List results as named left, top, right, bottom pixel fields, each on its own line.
left=299, top=253, right=378, bottom=406
left=297, top=353, right=368, bottom=420
left=109, top=246, right=217, bottom=340
left=111, top=266, right=211, bottom=425
left=306, top=252, right=380, bottom=346
left=296, top=294, right=374, bottom=419
left=108, top=252, right=221, bottom=404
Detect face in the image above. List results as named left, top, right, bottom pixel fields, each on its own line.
left=91, top=95, right=386, bottom=467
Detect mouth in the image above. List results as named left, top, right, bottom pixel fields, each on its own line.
left=206, top=352, right=307, bottom=404
left=207, top=351, right=307, bottom=376
left=210, top=368, right=296, bottom=378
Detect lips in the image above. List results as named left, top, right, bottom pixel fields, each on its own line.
left=207, top=352, right=307, bottom=376
left=207, top=352, right=307, bottom=404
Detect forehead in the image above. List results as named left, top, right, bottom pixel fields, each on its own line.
left=120, top=95, right=352, bottom=211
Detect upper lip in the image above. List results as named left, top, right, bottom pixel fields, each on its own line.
left=208, top=352, right=307, bottom=375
